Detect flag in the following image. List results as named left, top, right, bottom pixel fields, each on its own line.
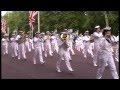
left=29, top=11, right=38, bottom=30
left=1, top=19, right=6, bottom=33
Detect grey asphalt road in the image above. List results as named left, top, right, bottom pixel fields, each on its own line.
left=1, top=43, right=119, bottom=79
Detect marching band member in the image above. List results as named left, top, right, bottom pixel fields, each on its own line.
left=61, top=32, right=72, bottom=61
left=83, top=31, right=94, bottom=58
left=2, top=34, right=9, bottom=55
left=67, top=30, right=75, bottom=55
left=16, top=31, right=27, bottom=60
left=73, top=31, right=78, bottom=43
left=92, top=25, right=103, bottom=66
left=29, top=37, right=34, bottom=50
left=110, top=34, right=117, bottom=55
left=75, top=33, right=84, bottom=53
left=44, top=31, right=53, bottom=57
left=13, top=34, right=19, bottom=51
left=74, top=38, right=79, bottom=50
left=25, top=33, right=31, bottom=52
left=114, top=32, right=119, bottom=62
left=40, top=32, right=45, bottom=51
left=16, top=35, right=18, bottom=51
left=50, top=32, right=59, bottom=53
left=33, top=32, right=45, bottom=64
left=96, top=27, right=119, bottom=79
left=56, top=32, right=74, bottom=72
left=90, top=34, right=94, bottom=50
left=111, top=33, right=119, bottom=62
left=10, top=34, right=18, bottom=58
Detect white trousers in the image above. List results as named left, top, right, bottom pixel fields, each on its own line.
left=44, top=43, right=53, bottom=57
left=114, top=44, right=119, bottom=61
left=93, top=44, right=99, bottom=64
left=83, top=42, right=94, bottom=57
left=30, top=42, right=34, bottom=50
left=33, top=47, right=44, bottom=64
left=96, top=54, right=119, bottom=79
left=41, top=43, right=44, bottom=51
left=18, top=43, right=26, bottom=59
left=16, top=43, right=18, bottom=50
left=11, top=42, right=18, bottom=57
left=74, top=42, right=78, bottom=50
left=91, top=43, right=94, bottom=50
left=68, top=42, right=75, bottom=55
left=25, top=41, right=31, bottom=52
left=67, top=51, right=72, bottom=60
left=51, top=42, right=59, bottom=53
left=2, top=44, right=8, bottom=55
left=56, top=51, right=73, bottom=71
left=75, top=41, right=81, bottom=51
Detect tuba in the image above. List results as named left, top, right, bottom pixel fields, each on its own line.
left=61, top=33, right=69, bottom=48
left=60, top=33, right=67, bottom=40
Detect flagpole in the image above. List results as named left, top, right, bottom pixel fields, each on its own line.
left=104, top=11, right=109, bottom=27
left=38, top=11, right=40, bottom=32
left=7, top=11, right=10, bottom=35
left=32, top=30, right=33, bottom=38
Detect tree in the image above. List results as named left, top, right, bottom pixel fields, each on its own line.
left=2, top=11, right=119, bottom=35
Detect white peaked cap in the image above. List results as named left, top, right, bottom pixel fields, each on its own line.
left=95, top=25, right=100, bottom=28
left=61, top=32, right=66, bottom=34
left=46, top=31, right=50, bottom=33
left=40, top=32, right=45, bottom=34
left=85, top=30, right=89, bottom=33
left=64, top=29, right=68, bottom=31
left=35, top=32, right=40, bottom=34
left=103, top=26, right=111, bottom=30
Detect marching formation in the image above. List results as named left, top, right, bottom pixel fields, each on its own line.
left=1, top=25, right=119, bottom=79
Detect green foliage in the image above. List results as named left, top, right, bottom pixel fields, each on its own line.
left=2, top=11, right=119, bottom=35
